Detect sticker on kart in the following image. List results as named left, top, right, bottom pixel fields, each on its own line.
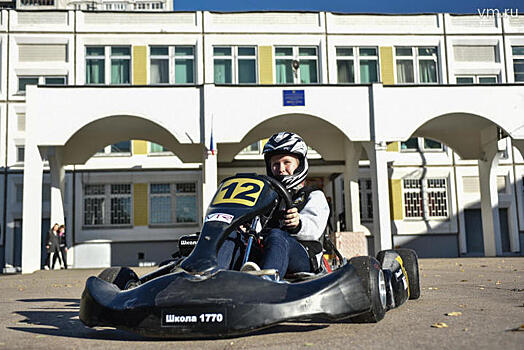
left=212, top=178, right=265, bottom=207
left=161, top=306, right=227, bottom=331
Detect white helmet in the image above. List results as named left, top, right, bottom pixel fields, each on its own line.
left=263, top=132, right=308, bottom=190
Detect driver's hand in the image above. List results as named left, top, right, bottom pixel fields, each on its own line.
left=283, top=207, right=300, bottom=229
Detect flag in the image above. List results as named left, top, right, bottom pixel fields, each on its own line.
left=209, top=115, right=216, bottom=156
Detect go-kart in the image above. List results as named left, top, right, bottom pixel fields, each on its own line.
left=79, top=173, right=420, bottom=338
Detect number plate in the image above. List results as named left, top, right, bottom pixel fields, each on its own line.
left=161, top=306, right=227, bottom=330
left=212, top=178, right=264, bottom=207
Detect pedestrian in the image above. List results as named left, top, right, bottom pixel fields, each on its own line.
left=58, top=224, right=67, bottom=269
left=45, top=223, right=61, bottom=270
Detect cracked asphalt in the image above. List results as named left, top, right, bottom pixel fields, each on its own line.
left=0, top=257, right=522, bottom=349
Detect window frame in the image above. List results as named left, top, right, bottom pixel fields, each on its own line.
left=213, top=46, right=258, bottom=84
left=336, top=46, right=380, bottom=84
left=394, top=46, right=439, bottom=84
left=274, top=45, right=319, bottom=84
left=400, top=137, right=444, bottom=153
left=149, top=45, right=196, bottom=85
left=513, top=46, right=524, bottom=83
left=86, top=45, right=132, bottom=86
left=402, top=177, right=450, bottom=221
left=149, top=182, right=198, bottom=226
left=358, top=178, right=374, bottom=223
left=83, top=183, right=133, bottom=228
left=455, top=74, right=498, bottom=84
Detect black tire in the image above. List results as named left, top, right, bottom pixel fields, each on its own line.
left=97, top=267, right=139, bottom=290
left=377, top=249, right=420, bottom=300
left=349, top=256, right=387, bottom=323
left=395, top=249, right=420, bottom=300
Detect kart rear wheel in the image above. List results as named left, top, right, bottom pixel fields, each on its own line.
left=97, top=267, right=139, bottom=290
left=349, top=256, right=387, bottom=323
left=377, top=249, right=420, bottom=300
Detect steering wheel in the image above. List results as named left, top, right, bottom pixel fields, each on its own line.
left=263, top=175, right=293, bottom=210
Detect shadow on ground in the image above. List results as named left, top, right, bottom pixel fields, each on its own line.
left=9, top=297, right=328, bottom=341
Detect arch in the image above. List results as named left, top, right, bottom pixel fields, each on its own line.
left=407, top=112, right=511, bottom=160
left=217, top=113, right=354, bottom=162
left=62, top=115, right=203, bottom=164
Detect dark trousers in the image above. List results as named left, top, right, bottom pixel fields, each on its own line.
left=260, top=228, right=311, bottom=277
left=59, top=247, right=67, bottom=269
left=51, top=248, right=62, bottom=269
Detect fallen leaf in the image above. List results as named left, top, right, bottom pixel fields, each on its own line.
left=35, top=335, right=46, bottom=338
left=510, top=324, right=524, bottom=332
left=463, top=328, right=468, bottom=332
left=446, top=312, right=462, bottom=317
left=479, top=287, right=485, bottom=290
left=304, top=343, right=314, bottom=346
left=431, top=322, right=448, bottom=328
left=480, top=265, right=487, bottom=268
left=460, top=269, right=465, bottom=272
left=458, top=304, right=466, bottom=308
left=496, top=281, right=502, bottom=285
left=460, top=280, right=468, bottom=282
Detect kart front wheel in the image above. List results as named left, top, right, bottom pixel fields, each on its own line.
left=394, top=249, right=420, bottom=300
left=97, top=267, right=139, bottom=290
left=349, top=256, right=387, bottom=323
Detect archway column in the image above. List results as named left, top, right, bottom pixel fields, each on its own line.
left=21, top=141, right=44, bottom=274
left=363, top=141, right=392, bottom=253
left=201, top=149, right=218, bottom=219
left=48, top=147, right=66, bottom=227
left=343, top=140, right=362, bottom=231
left=478, top=126, right=503, bottom=256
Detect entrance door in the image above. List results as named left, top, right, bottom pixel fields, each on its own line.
left=12, top=218, right=51, bottom=269
left=499, top=208, right=511, bottom=253
left=464, top=209, right=484, bottom=255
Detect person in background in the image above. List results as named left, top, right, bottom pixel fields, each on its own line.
left=45, top=223, right=61, bottom=270
left=58, top=224, right=67, bottom=269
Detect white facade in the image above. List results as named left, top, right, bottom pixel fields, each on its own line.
left=0, top=10, right=523, bottom=273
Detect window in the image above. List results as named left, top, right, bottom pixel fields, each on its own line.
left=336, top=47, right=379, bottom=83
left=240, top=142, right=260, bottom=154
left=111, top=47, right=131, bottom=84
left=17, top=77, right=39, bottom=93
left=403, top=178, right=449, bottom=220
left=149, top=46, right=195, bottom=84
left=16, top=146, right=25, bottom=163
left=400, top=137, right=443, bottom=152
left=512, top=46, right=524, bottom=82
left=275, top=46, right=318, bottom=84
left=83, top=184, right=132, bottom=226
left=456, top=75, right=498, bottom=84
left=213, top=46, right=256, bottom=84
left=17, top=75, right=67, bottom=94
left=86, top=46, right=105, bottom=84
left=395, top=47, right=438, bottom=84
left=149, top=183, right=197, bottom=225
left=86, top=46, right=131, bottom=85
left=149, top=142, right=167, bottom=153
left=97, top=141, right=132, bottom=155
left=358, top=179, right=373, bottom=222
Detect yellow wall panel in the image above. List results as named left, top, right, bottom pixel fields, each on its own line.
left=386, top=142, right=399, bottom=152
left=259, top=46, right=273, bottom=84
left=132, top=46, right=147, bottom=85
left=133, top=183, right=148, bottom=226
left=380, top=47, right=395, bottom=85
left=389, top=179, right=403, bottom=221
left=132, top=140, right=148, bottom=155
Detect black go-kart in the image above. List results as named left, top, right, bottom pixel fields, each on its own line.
left=80, top=173, right=421, bottom=338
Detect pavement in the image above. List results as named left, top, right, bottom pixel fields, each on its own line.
left=0, top=257, right=522, bottom=349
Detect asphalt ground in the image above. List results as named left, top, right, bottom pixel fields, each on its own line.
left=0, top=257, right=522, bottom=350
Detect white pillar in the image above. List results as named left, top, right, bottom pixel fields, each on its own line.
left=21, top=142, right=44, bottom=274
left=343, top=140, right=362, bottom=231
left=202, top=149, right=218, bottom=218
left=364, top=141, right=392, bottom=253
left=478, top=128, right=503, bottom=256
left=48, top=147, right=66, bottom=227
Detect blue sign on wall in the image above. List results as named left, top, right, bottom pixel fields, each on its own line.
left=283, top=90, right=305, bottom=106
